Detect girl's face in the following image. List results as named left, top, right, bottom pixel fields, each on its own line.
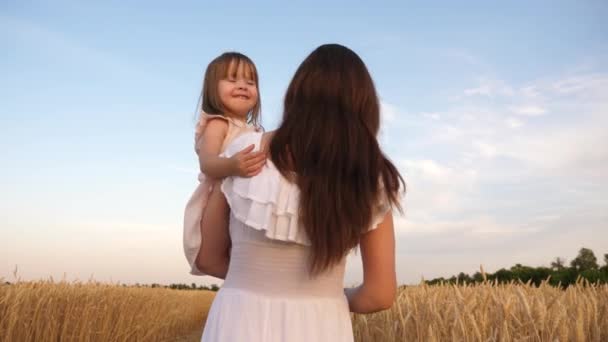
left=218, top=60, right=258, bottom=119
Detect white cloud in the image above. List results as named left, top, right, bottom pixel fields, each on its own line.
left=520, top=85, right=541, bottom=98
left=400, top=159, right=452, bottom=181
left=396, top=158, right=479, bottom=219
left=500, top=121, right=608, bottom=175
left=379, top=101, right=409, bottom=146
left=431, top=124, right=464, bottom=141
left=378, top=70, right=608, bottom=280
left=422, top=112, right=441, bottom=120
left=505, top=117, right=524, bottom=128
left=551, top=74, right=608, bottom=95
left=473, top=141, right=498, bottom=158
left=464, top=84, right=492, bottom=96
left=380, top=101, right=398, bottom=123
left=424, top=73, right=608, bottom=178
left=511, top=105, right=546, bottom=116
left=464, top=78, right=515, bottom=97
left=396, top=215, right=540, bottom=236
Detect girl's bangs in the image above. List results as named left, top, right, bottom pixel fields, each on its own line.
left=224, top=57, right=257, bottom=81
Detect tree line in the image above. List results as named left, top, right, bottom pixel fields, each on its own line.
left=425, top=247, right=608, bottom=287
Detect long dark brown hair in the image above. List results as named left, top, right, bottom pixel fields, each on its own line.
left=269, top=44, right=405, bottom=276
left=198, top=52, right=261, bottom=127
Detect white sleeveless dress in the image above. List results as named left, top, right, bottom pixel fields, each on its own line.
left=200, top=132, right=389, bottom=342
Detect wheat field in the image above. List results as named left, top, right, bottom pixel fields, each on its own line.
left=352, top=278, right=608, bottom=341
left=0, top=278, right=214, bottom=342
left=1, top=277, right=607, bottom=341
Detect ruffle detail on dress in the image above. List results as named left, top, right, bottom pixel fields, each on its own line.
left=221, top=161, right=310, bottom=246
left=220, top=131, right=392, bottom=243
left=219, top=132, right=310, bottom=245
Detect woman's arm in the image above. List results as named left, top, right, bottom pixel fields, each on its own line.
left=197, top=119, right=266, bottom=179
left=195, top=184, right=231, bottom=279
left=345, top=212, right=397, bottom=313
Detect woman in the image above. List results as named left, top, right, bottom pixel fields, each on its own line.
left=196, top=43, right=405, bottom=342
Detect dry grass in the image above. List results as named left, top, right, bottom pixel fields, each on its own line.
left=2, top=276, right=606, bottom=341
left=352, top=278, right=608, bottom=342
left=0, top=278, right=214, bottom=342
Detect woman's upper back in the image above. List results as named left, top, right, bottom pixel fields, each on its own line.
left=219, top=132, right=393, bottom=296
left=219, top=131, right=345, bottom=296
left=220, top=131, right=390, bottom=245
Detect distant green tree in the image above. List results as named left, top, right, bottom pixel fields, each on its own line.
left=579, top=269, right=606, bottom=284
left=570, top=248, right=598, bottom=271
left=532, top=267, right=552, bottom=286
left=427, top=277, right=446, bottom=285
left=423, top=247, right=607, bottom=288
left=456, top=272, right=471, bottom=284
left=550, top=257, right=566, bottom=271
left=600, top=254, right=608, bottom=273
left=493, top=268, right=514, bottom=283
left=549, top=267, right=578, bottom=288
left=510, top=264, right=534, bottom=283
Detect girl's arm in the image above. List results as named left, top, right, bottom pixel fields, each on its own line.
left=196, top=119, right=233, bottom=178
left=196, top=119, right=266, bottom=179
left=195, top=184, right=231, bottom=279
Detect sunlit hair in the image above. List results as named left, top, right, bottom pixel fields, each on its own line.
left=269, top=44, right=405, bottom=276
left=197, top=52, right=261, bottom=127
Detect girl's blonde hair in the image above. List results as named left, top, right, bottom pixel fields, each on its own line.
left=198, top=52, right=261, bottom=127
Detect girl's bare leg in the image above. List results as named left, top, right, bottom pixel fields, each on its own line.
left=195, top=185, right=231, bottom=279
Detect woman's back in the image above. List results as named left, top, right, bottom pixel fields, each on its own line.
left=201, top=132, right=354, bottom=341
left=224, top=216, right=347, bottom=298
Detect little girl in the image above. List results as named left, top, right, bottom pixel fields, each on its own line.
left=183, top=52, right=266, bottom=275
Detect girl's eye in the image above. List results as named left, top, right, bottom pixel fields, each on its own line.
left=247, top=81, right=255, bottom=86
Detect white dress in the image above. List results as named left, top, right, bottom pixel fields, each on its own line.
left=200, top=132, right=389, bottom=342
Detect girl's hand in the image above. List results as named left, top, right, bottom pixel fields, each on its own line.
left=230, top=144, right=266, bottom=177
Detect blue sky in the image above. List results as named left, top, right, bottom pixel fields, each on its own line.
left=1, top=1, right=607, bottom=286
